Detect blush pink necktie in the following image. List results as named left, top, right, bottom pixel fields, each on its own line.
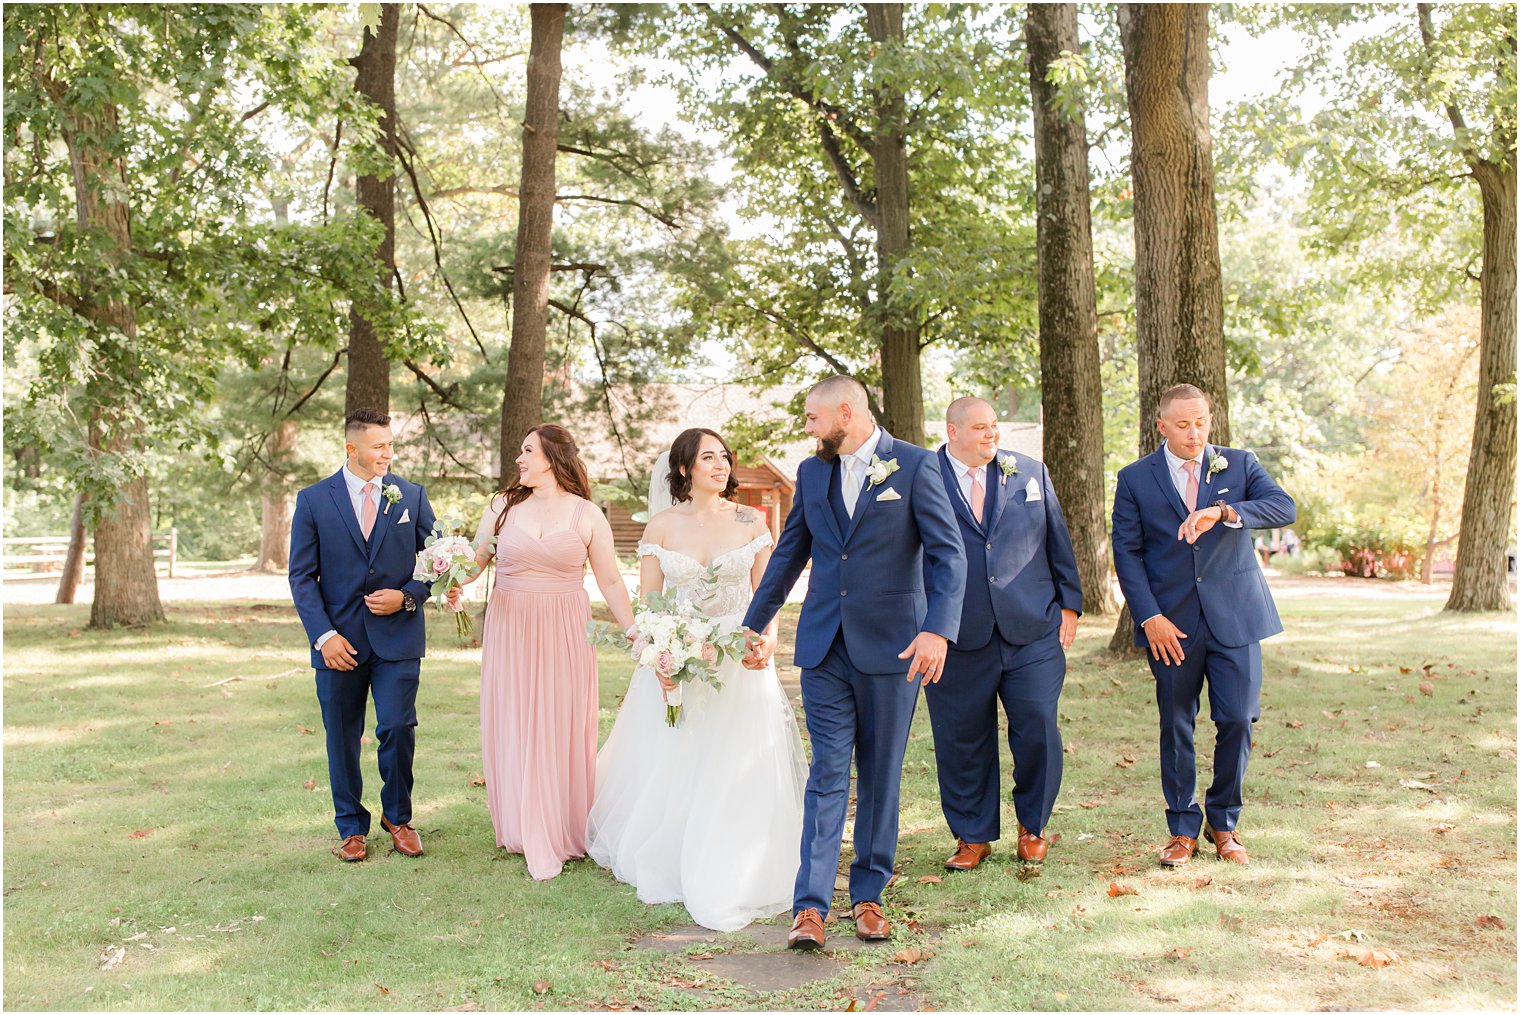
left=1182, top=460, right=1200, bottom=512
left=969, top=469, right=985, bottom=524
left=361, top=482, right=377, bottom=539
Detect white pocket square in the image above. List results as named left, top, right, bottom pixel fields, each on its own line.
left=1217, top=488, right=1230, bottom=495
left=397, top=508, right=411, bottom=524
left=875, top=488, right=902, bottom=502
left=1024, top=477, right=1042, bottom=501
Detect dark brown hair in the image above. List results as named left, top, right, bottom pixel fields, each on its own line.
left=493, top=425, right=595, bottom=536
left=345, top=408, right=390, bottom=437
left=667, top=428, right=739, bottom=504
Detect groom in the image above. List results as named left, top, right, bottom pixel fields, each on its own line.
left=289, top=408, right=438, bottom=862
left=743, top=376, right=966, bottom=950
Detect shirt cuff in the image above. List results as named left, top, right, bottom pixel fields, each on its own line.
left=1224, top=518, right=1244, bottom=528
left=314, top=629, right=338, bottom=651
left=1140, top=614, right=1162, bottom=626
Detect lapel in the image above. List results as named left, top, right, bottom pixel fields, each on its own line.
left=986, top=451, right=1010, bottom=533
left=1199, top=444, right=1225, bottom=499
left=1148, top=445, right=1191, bottom=520
left=811, top=459, right=844, bottom=545
left=843, top=429, right=894, bottom=545
left=327, top=469, right=369, bottom=556
left=938, top=446, right=984, bottom=535
left=366, top=476, right=395, bottom=565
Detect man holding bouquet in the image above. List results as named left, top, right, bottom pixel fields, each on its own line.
left=289, top=408, right=438, bottom=862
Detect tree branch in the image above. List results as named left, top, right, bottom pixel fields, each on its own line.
left=1416, top=3, right=1476, bottom=164
left=282, top=348, right=344, bottom=419
left=556, top=192, right=680, bottom=228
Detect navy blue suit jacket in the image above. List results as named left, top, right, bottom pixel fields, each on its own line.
left=743, top=430, right=967, bottom=674
left=1111, top=444, right=1295, bottom=649
left=289, top=469, right=437, bottom=669
left=933, top=448, right=1083, bottom=651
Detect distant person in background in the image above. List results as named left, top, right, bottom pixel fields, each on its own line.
left=1111, top=384, right=1295, bottom=869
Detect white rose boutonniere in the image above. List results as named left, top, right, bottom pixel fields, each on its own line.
left=997, top=456, right=1019, bottom=487
left=382, top=483, right=403, bottom=514
left=1206, top=452, right=1227, bottom=479
left=866, top=455, right=900, bottom=490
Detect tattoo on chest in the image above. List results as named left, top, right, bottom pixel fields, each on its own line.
left=735, top=506, right=758, bottom=524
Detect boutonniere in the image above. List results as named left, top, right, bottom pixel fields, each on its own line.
left=381, top=483, right=402, bottom=514
left=1206, top=452, right=1227, bottom=479
left=865, top=455, right=900, bottom=490
left=997, top=456, right=1019, bottom=487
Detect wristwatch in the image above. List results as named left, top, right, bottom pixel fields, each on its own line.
left=402, top=591, right=417, bottom=613
left=1211, top=499, right=1234, bottom=522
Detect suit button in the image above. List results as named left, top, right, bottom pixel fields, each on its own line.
left=841, top=553, right=848, bottom=560
left=986, top=543, right=993, bottom=550
left=841, top=589, right=848, bottom=596
left=989, top=576, right=996, bottom=582
left=369, top=568, right=376, bottom=575
left=1196, top=576, right=1203, bottom=583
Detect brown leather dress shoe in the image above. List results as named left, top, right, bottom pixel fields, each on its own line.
left=333, top=834, right=366, bottom=862
left=945, top=838, right=992, bottom=871
left=1016, top=823, right=1049, bottom=864
left=1206, top=827, right=1250, bottom=865
left=381, top=817, right=423, bottom=857
left=787, top=908, right=826, bottom=950
left=1159, top=834, right=1198, bottom=867
left=851, top=901, right=892, bottom=941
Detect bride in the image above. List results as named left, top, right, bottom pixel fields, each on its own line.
left=587, top=428, right=807, bottom=932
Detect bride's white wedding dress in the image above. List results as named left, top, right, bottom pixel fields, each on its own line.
left=587, top=531, right=807, bottom=932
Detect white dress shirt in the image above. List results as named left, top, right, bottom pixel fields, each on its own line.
left=314, top=465, right=384, bottom=651
left=838, top=427, right=884, bottom=516
left=945, top=450, right=991, bottom=516
left=1142, top=444, right=1243, bottom=628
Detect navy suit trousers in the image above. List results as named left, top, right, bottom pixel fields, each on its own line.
left=1147, top=612, right=1261, bottom=838
left=926, top=624, right=1066, bottom=841
left=315, top=656, right=421, bottom=838
left=794, top=631, right=921, bottom=915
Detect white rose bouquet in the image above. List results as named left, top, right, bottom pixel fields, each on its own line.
left=412, top=522, right=480, bottom=636
left=587, top=589, right=747, bottom=727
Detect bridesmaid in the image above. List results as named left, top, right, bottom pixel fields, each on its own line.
left=455, top=425, right=635, bottom=880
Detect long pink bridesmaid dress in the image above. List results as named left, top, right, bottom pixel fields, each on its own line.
left=478, top=497, right=598, bottom=880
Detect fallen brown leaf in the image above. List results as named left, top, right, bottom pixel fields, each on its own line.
left=1349, top=947, right=1400, bottom=969
left=893, top=946, right=924, bottom=964
left=917, top=875, right=942, bottom=884
left=128, top=829, right=152, bottom=839
left=531, top=980, right=552, bottom=995
left=1190, top=876, right=1213, bottom=889
left=1107, top=882, right=1138, bottom=897
left=374, top=983, right=391, bottom=995
left=468, top=773, right=486, bottom=787
left=302, top=778, right=318, bottom=792
left=1476, top=915, right=1506, bottom=929
left=441, top=1005, right=480, bottom=1012
left=1079, top=799, right=1104, bottom=809
left=1431, top=823, right=1458, bottom=835
left=1165, top=947, right=1192, bottom=960
left=296, top=725, right=315, bottom=734
left=1285, top=719, right=1303, bottom=729
left=1218, top=912, right=1244, bottom=929
left=1115, top=755, right=1136, bottom=769
left=1419, top=682, right=1434, bottom=697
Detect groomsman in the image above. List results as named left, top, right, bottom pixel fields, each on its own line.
left=925, top=397, right=1082, bottom=870
left=1111, top=384, right=1295, bottom=868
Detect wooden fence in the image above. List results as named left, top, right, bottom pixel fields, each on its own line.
left=1, top=530, right=178, bottom=578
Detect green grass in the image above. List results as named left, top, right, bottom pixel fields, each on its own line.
left=3, top=583, right=1515, bottom=1010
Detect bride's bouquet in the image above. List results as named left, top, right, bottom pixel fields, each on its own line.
left=412, top=521, right=480, bottom=637
left=588, top=589, right=748, bottom=727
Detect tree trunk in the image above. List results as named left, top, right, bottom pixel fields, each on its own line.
left=1446, top=159, right=1517, bottom=611
left=54, top=492, right=88, bottom=605
left=1025, top=2, right=1115, bottom=615
left=1109, top=3, right=1229, bottom=653
left=498, top=3, right=568, bottom=481
left=865, top=4, right=924, bottom=447
left=255, top=418, right=298, bottom=572
left=345, top=2, right=399, bottom=415
left=63, top=88, right=164, bottom=627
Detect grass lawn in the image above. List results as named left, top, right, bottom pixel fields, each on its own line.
left=3, top=581, right=1515, bottom=1010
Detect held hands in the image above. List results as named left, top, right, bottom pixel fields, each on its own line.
left=364, top=589, right=404, bottom=616
left=1141, top=614, right=1188, bottom=666
left=445, top=586, right=461, bottom=609
left=742, top=628, right=776, bottom=670
left=899, top=631, right=949, bottom=684
left=1177, top=504, right=1228, bottom=544
left=1058, top=608, right=1078, bottom=651
left=320, top=633, right=359, bottom=672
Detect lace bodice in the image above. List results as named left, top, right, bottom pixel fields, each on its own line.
left=638, top=532, right=773, bottom=620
